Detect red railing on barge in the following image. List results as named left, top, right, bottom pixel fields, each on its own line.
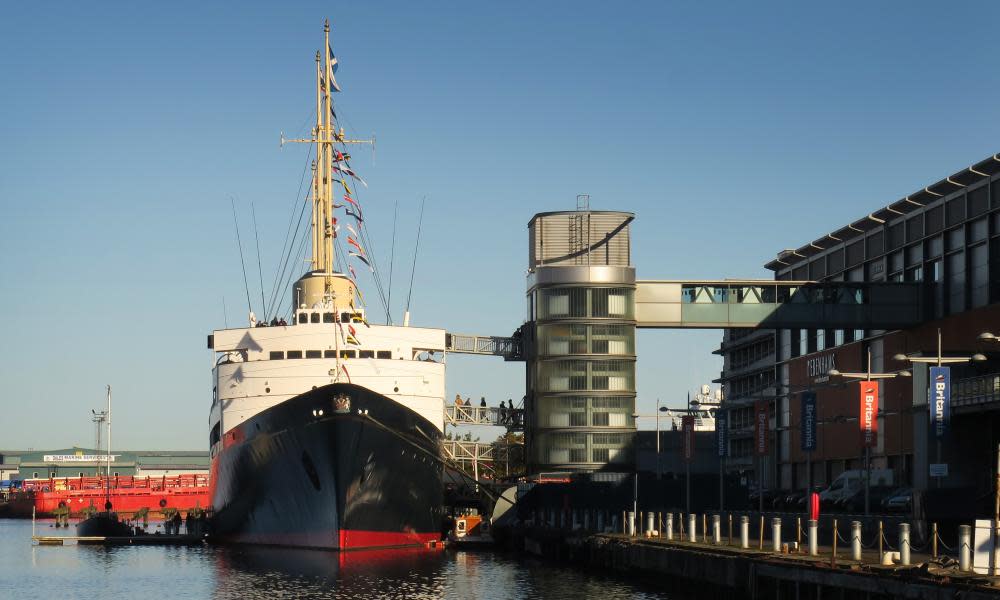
left=20, top=473, right=209, bottom=493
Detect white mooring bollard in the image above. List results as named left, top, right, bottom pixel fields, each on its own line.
left=740, top=515, right=750, bottom=549
left=627, top=511, right=636, bottom=536
left=688, top=513, right=697, bottom=543
left=851, top=521, right=862, bottom=561
left=665, top=513, right=674, bottom=541
left=712, top=514, right=721, bottom=545
left=808, top=519, right=818, bottom=556
left=899, top=523, right=910, bottom=566
left=772, top=517, right=782, bottom=553
left=959, top=524, right=972, bottom=572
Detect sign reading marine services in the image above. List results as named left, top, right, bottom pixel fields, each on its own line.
left=43, top=454, right=119, bottom=463
left=929, top=366, right=951, bottom=438
left=800, top=391, right=817, bottom=452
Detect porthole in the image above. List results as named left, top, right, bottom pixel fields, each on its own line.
left=393, top=386, right=399, bottom=393
left=265, top=387, right=270, bottom=393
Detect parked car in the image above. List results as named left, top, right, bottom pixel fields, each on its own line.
left=838, top=486, right=897, bottom=513
left=881, top=487, right=912, bottom=513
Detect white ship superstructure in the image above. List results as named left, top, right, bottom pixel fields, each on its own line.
left=209, top=309, right=446, bottom=444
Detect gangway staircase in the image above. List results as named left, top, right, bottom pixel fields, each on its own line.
left=441, top=403, right=524, bottom=482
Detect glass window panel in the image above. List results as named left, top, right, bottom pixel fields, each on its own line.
left=927, top=236, right=943, bottom=258
left=925, top=205, right=944, bottom=234
left=846, top=241, right=865, bottom=267
left=906, top=216, right=924, bottom=243
left=969, top=186, right=988, bottom=217
left=947, top=228, right=965, bottom=251
left=946, top=196, right=966, bottom=227
left=971, top=244, right=988, bottom=308
left=948, top=251, right=965, bottom=314
left=971, top=218, right=988, bottom=243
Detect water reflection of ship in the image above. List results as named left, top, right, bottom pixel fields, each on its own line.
left=214, top=546, right=447, bottom=596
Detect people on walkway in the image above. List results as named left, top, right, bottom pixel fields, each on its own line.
left=479, top=397, right=487, bottom=408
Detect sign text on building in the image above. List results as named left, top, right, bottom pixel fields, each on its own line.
left=800, top=391, right=817, bottom=452
left=929, top=366, right=951, bottom=438
left=43, top=455, right=119, bottom=463
left=807, top=354, right=837, bottom=380
left=682, top=415, right=695, bottom=462
left=754, top=401, right=768, bottom=456
left=716, top=410, right=727, bottom=458
left=859, top=381, right=879, bottom=448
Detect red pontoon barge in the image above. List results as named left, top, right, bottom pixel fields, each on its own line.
left=8, top=474, right=210, bottom=518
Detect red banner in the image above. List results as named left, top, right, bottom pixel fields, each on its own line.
left=859, top=380, right=879, bottom=448
left=681, top=415, right=695, bottom=462
left=754, top=400, right=768, bottom=456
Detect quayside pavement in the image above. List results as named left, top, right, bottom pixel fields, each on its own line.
left=508, top=511, right=1000, bottom=600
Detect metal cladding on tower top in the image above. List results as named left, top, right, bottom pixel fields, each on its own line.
left=524, top=208, right=637, bottom=473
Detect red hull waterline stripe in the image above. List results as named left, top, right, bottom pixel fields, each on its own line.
left=341, top=530, right=440, bottom=551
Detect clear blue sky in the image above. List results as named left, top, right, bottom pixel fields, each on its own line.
left=2, top=2, right=999, bottom=449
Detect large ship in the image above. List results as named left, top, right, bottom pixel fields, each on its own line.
left=206, top=21, right=446, bottom=550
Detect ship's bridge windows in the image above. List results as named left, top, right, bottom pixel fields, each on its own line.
left=377, top=351, right=391, bottom=359
left=287, top=350, right=303, bottom=359
left=269, top=351, right=285, bottom=360
left=297, top=313, right=308, bottom=324
left=340, top=350, right=356, bottom=359
left=323, top=312, right=335, bottom=323
left=305, top=350, right=322, bottom=359
left=359, top=350, right=375, bottom=358
left=210, top=422, right=221, bottom=446
left=310, top=312, right=321, bottom=324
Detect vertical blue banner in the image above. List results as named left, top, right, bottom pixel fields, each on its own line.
left=929, top=366, right=951, bottom=438
left=800, top=391, right=817, bottom=452
left=716, top=410, right=727, bottom=457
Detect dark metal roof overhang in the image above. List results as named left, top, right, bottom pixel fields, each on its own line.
left=765, top=153, right=1000, bottom=271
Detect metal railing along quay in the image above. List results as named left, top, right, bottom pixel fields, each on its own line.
left=526, top=506, right=990, bottom=576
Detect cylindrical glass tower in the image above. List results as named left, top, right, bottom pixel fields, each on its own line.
left=525, top=210, right=636, bottom=473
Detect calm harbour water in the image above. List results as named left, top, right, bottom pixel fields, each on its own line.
left=1, top=519, right=673, bottom=599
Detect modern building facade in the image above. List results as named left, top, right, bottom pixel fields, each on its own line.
left=0, top=448, right=209, bottom=480
left=524, top=209, right=637, bottom=473
left=715, top=328, right=776, bottom=488
left=717, top=152, right=1000, bottom=514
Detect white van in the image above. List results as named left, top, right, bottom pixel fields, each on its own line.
left=819, top=469, right=893, bottom=503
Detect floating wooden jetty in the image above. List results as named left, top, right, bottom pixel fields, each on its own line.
left=31, top=534, right=205, bottom=547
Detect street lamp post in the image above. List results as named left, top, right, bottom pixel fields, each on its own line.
left=633, top=405, right=670, bottom=514
left=656, top=398, right=661, bottom=480
left=829, top=348, right=910, bottom=516
left=894, top=328, right=986, bottom=488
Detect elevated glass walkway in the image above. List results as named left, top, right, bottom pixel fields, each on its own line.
left=635, top=280, right=924, bottom=329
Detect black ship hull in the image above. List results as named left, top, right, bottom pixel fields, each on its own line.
left=209, top=383, right=444, bottom=550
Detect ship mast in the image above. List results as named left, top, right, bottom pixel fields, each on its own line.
left=285, top=20, right=373, bottom=305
